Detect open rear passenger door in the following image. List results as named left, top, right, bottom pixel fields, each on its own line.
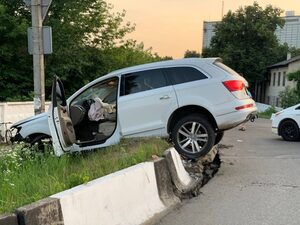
left=48, top=76, right=76, bottom=156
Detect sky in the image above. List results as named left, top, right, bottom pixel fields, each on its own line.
left=107, top=0, right=300, bottom=58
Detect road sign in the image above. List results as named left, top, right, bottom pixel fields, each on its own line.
left=23, top=0, right=52, bottom=21
left=23, top=0, right=31, bottom=7
left=41, top=0, right=52, bottom=20
left=28, top=26, right=53, bottom=55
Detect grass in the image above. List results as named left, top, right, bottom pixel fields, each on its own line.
left=257, top=106, right=278, bottom=119
left=0, top=138, right=171, bottom=214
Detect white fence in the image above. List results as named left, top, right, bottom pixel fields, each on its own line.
left=0, top=102, right=50, bottom=137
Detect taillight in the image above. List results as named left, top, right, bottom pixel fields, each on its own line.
left=223, top=80, right=245, bottom=92
left=235, top=104, right=254, bottom=110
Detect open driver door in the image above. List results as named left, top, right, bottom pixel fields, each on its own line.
left=48, top=76, right=76, bottom=156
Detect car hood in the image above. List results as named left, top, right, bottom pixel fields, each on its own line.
left=11, top=112, right=48, bottom=128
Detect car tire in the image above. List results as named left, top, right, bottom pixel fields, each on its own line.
left=171, top=114, right=216, bottom=159
left=279, top=120, right=300, bottom=141
left=215, top=132, right=224, bottom=145
left=30, top=134, right=52, bottom=152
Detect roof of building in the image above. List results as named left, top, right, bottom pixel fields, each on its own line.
left=267, top=55, right=300, bottom=69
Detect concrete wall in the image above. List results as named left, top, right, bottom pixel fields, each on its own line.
left=0, top=102, right=50, bottom=137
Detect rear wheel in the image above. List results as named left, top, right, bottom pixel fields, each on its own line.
left=171, top=115, right=215, bottom=159
left=279, top=120, right=300, bottom=141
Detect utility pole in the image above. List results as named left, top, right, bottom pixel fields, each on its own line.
left=31, top=0, right=45, bottom=115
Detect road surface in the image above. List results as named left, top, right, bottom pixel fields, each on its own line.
left=157, top=119, right=300, bottom=225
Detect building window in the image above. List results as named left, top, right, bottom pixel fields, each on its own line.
left=278, top=72, right=281, bottom=86
left=273, top=72, right=276, bottom=86
left=267, top=96, right=270, bottom=104
left=283, top=71, right=286, bottom=86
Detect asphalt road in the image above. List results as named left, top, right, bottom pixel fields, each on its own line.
left=157, top=118, right=300, bottom=225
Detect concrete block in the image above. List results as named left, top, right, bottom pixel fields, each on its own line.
left=51, top=162, right=166, bottom=225
left=0, top=213, right=18, bottom=225
left=16, top=198, right=64, bottom=225
left=153, top=158, right=180, bottom=207
left=164, top=148, right=201, bottom=197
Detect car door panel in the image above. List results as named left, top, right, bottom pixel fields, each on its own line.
left=118, top=86, right=177, bottom=136
left=48, top=76, right=76, bottom=156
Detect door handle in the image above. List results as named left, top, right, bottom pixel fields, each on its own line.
left=160, top=95, right=170, bottom=100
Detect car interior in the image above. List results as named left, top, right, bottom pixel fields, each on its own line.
left=68, top=78, right=118, bottom=144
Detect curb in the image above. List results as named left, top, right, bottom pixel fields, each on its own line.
left=1, top=147, right=220, bottom=225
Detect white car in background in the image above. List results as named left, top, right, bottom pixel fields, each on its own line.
left=12, top=58, right=257, bottom=159
left=271, top=103, right=300, bottom=141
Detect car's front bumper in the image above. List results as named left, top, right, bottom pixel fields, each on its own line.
left=272, top=127, right=278, bottom=135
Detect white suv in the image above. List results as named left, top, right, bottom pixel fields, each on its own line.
left=13, top=58, right=257, bottom=158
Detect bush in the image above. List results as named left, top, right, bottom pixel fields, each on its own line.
left=279, top=86, right=300, bottom=108
left=258, top=106, right=277, bottom=119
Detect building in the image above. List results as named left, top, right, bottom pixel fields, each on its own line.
left=265, top=55, right=300, bottom=107
left=202, top=11, right=300, bottom=50
left=202, top=21, right=218, bottom=49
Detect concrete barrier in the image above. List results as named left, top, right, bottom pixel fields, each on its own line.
left=164, top=148, right=201, bottom=198
left=0, top=213, right=18, bottom=225
left=51, top=162, right=173, bottom=225
left=16, top=198, right=63, bottom=225
left=0, top=148, right=219, bottom=225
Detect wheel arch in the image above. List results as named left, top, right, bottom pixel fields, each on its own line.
left=278, top=118, right=299, bottom=136
left=27, top=133, right=51, bottom=143
left=167, top=105, right=218, bottom=134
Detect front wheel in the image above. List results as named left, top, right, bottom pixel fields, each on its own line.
left=279, top=120, right=300, bottom=141
left=30, top=134, right=52, bottom=152
left=171, top=115, right=216, bottom=159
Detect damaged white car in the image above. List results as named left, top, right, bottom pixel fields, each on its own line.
left=47, top=58, right=256, bottom=158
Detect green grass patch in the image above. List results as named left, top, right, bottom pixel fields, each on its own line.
left=257, top=106, right=277, bottom=119
left=0, top=138, right=171, bottom=214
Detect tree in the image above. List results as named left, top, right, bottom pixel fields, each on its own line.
left=202, top=2, right=287, bottom=88
left=184, top=50, right=201, bottom=58
left=288, top=47, right=300, bottom=58
left=0, top=3, right=33, bottom=101
left=0, top=0, right=163, bottom=100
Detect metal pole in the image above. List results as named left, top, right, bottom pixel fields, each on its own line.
left=31, top=0, right=45, bottom=115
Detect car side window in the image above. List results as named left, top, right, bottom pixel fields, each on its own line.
left=163, top=67, right=207, bottom=85
left=70, top=77, right=119, bottom=106
left=296, top=106, right=300, bottom=110
left=122, top=69, right=167, bottom=96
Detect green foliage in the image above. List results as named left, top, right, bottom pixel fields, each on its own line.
left=202, top=2, right=287, bottom=87
left=0, top=0, right=164, bottom=101
left=184, top=50, right=201, bottom=58
left=257, top=106, right=277, bottom=119
left=0, top=2, right=33, bottom=101
left=287, top=70, right=300, bottom=94
left=288, top=47, right=300, bottom=58
left=0, top=138, right=171, bottom=213
left=279, top=86, right=300, bottom=108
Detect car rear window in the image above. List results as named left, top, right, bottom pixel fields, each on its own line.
left=163, top=67, right=207, bottom=85
left=214, top=61, right=242, bottom=79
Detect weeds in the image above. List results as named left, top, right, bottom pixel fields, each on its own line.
left=257, top=106, right=277, bottom=119
left=0, top=138, right=171, bottom=213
